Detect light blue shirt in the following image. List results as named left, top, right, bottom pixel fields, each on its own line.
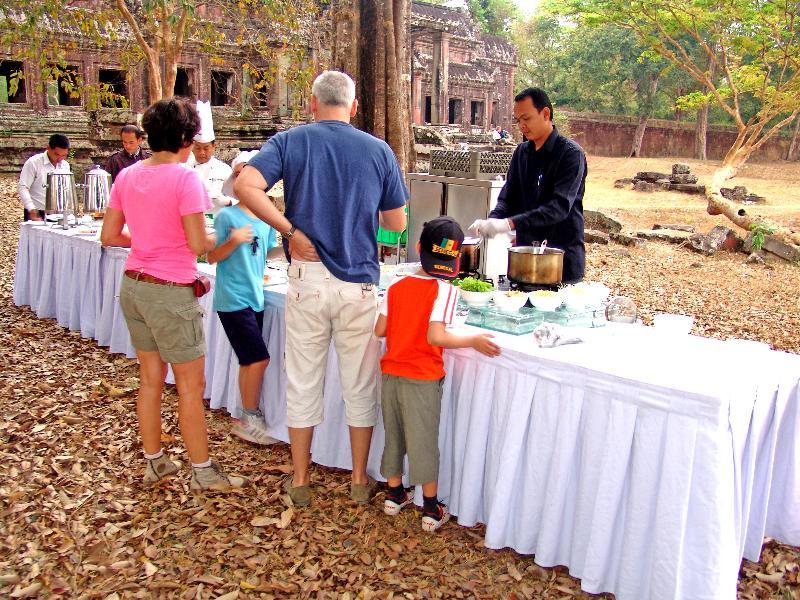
left=212, top=206, right=277, bottom=312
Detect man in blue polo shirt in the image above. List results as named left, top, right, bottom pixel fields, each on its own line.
left=235, top=70, right=408, bottom=507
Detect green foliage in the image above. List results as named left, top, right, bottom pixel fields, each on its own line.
left=467, top=0, right=519, bottom=38
left=512, top=12, right=690, bottom=120
left=749, top=222, right=778, bottom=251
left=559, top=0, right=800, bottom=164
left=0, top=0, right=317, bottom=108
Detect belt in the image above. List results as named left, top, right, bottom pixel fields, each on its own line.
left=124, top=270, right=193, bottom=287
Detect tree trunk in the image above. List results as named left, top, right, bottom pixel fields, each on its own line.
left=695, top=49, right=716, bottom=161
left=707, top=146, right=800, bottom=247
left=630, top=74, right=658, bottom=157
left=695, top=104, right=709, bottom=160
left=629, top=115, right=648, bottom=157
left=787, top=116, right=800, bottom=161
left=330, top=0, right=412, bottom=172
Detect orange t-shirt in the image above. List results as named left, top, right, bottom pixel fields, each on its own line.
left=379, top=274, right=460, bottom=380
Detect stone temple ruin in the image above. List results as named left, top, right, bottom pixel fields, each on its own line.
left=0, top=1, right=518, bottom=174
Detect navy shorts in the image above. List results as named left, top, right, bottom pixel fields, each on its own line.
left=217, top=308, right=269, bottom=365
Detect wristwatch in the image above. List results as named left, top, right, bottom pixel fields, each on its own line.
left=282, top=225, right=296, bottom=239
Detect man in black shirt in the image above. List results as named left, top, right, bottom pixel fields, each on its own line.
left=104, top=124, right=151, bottom=182
left=470, top=88, right=587, bottom=283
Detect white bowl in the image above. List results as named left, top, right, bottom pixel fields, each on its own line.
left=460, top=289, right=494, bottom=308
left=576, top=282, right=611, bottom=306
left=652, top=313, right=694, bottom=335
left=528, top=291, right=562, bottom=312
left=560, top=286, right=590, bottom=311
left=492, top=291, right=528, bottom=313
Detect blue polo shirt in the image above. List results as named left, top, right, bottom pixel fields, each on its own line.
left=212, top=206, right=277, bottom=313
left=248, top=120, right=408, bottom=284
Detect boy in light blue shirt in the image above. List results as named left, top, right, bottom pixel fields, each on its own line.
left=208, top=197, right=281, bottom=445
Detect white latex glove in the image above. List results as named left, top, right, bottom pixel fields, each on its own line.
left=468, top=219, right=488, bottom=237
left=481, top=217, right=513, bottom=238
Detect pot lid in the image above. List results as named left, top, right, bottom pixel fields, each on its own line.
left=87, top=164, right=111, bottom=176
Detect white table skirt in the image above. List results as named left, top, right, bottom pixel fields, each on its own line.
left=13, top=223, right=800, bottom=600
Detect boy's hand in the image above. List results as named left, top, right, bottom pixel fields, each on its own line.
left=229, top=224, right=254, bottom=245
left=471, top=334, right=501, bottom=357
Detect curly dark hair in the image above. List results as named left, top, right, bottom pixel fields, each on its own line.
left=141, top=97, right=200, bottom=153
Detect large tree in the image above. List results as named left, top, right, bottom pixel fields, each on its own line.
left=567, top=0, right=800, bottom=248
left=329, top=0, right=414, bottom=172
left=467, top=0, right=519, bottom=38
left=513, top=14, right=688, bottom=156
left=0, top=1, right=317, bottom=107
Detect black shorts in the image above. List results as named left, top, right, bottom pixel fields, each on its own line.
left=217, top=307, right=269, bottom=365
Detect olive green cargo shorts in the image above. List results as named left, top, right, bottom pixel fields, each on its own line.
left=119, top=275, right=206, bottom=364
left=380, top=374, right=443, bottom=486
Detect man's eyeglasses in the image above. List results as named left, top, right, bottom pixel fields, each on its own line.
left=251, top=235, right=260, bottom=255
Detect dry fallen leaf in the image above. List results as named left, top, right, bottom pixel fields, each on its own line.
left=251, top=516, right=279, bottom=528
left=277, top=507, right=294, bottom=529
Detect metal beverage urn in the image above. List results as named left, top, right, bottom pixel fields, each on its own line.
left=82, top=165, right=112, bottom=219
left=44, top=172, right=78, bottom=229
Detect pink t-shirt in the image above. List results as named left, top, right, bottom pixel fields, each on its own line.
left=109, top=162, right=211, bottom=283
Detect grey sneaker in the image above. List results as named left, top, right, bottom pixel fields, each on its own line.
left=143, top=454, right=179, bottom=484
left=351, top=476, right=378, bottom=504
left=232, top=411, right=279, bottom=446
left=282, top=476, right=312, bottom=507
left=190, top=461, right=249, bottom=492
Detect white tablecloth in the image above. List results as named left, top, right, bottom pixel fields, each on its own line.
left=13, top=223, right=800, bottom=600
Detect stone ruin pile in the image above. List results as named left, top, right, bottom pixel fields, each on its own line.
left=614, top=164, right=768, bottom=204
left=614, top=163, right=705, bottom=195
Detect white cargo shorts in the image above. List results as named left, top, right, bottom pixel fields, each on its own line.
left=284, top=260, right=380, bottom=428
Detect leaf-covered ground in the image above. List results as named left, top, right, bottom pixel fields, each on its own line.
left=0, top=167, right=798, bottom=599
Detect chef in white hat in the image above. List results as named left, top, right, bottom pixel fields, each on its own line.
left=186, top=100, right=235, bottom=213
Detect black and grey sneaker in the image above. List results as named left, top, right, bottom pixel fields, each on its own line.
left=421, top=501, right=450, bottom=532
left=190, top=461, right=249, bottom=492
left=143, top=454, right=179, bottom=484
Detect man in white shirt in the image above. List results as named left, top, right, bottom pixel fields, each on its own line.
left=186, top=100, right=234, bottom=213
left=18, top=134, right=71, bottom=221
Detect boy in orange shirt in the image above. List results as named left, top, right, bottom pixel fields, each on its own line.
left=374, top=216, right=500, bottom=531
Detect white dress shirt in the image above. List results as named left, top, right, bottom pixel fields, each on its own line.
left=18, top=152, right=71, bottom=211
left=186, top=155, right=235, bottom=214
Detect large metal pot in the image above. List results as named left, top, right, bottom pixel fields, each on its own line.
left=507, top=246, right=564, bottom=285
left=83, top=165, right=111, bottom=215
left=44, top=172, right=77, bottom=213
left=459, top=239, right=481, bottom=274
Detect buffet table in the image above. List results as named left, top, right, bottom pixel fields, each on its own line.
left=13, top=222, right=800, bottom=600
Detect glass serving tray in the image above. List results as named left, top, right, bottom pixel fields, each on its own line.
left=464, top=304, right=606, bottom=335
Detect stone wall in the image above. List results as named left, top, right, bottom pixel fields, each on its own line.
left=563, top=111, right=793, bottom=162
left=0, top=106, right=306, bottom=176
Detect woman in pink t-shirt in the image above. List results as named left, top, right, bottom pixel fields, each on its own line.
left=101, top=98, right=247, bottom=492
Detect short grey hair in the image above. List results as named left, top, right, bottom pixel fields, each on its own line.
left=311, top=71, right=356, bottom=108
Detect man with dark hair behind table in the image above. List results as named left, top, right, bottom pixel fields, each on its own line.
left=18, top=133, right=71, bottom=221
left=105, top=124, right=151, bottom=182
left=470, top=87, right=587, bottom=283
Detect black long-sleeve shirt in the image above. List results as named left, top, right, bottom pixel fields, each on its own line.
left=489, top=128, right=587, bottom=282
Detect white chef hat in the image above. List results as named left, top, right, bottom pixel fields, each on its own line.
left=221, top=150, right=259, bottom=198
left=194, top=100, right=215, bottom=143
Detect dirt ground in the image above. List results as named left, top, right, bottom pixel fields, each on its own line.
left=0, top=163, right=798, bottom=600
